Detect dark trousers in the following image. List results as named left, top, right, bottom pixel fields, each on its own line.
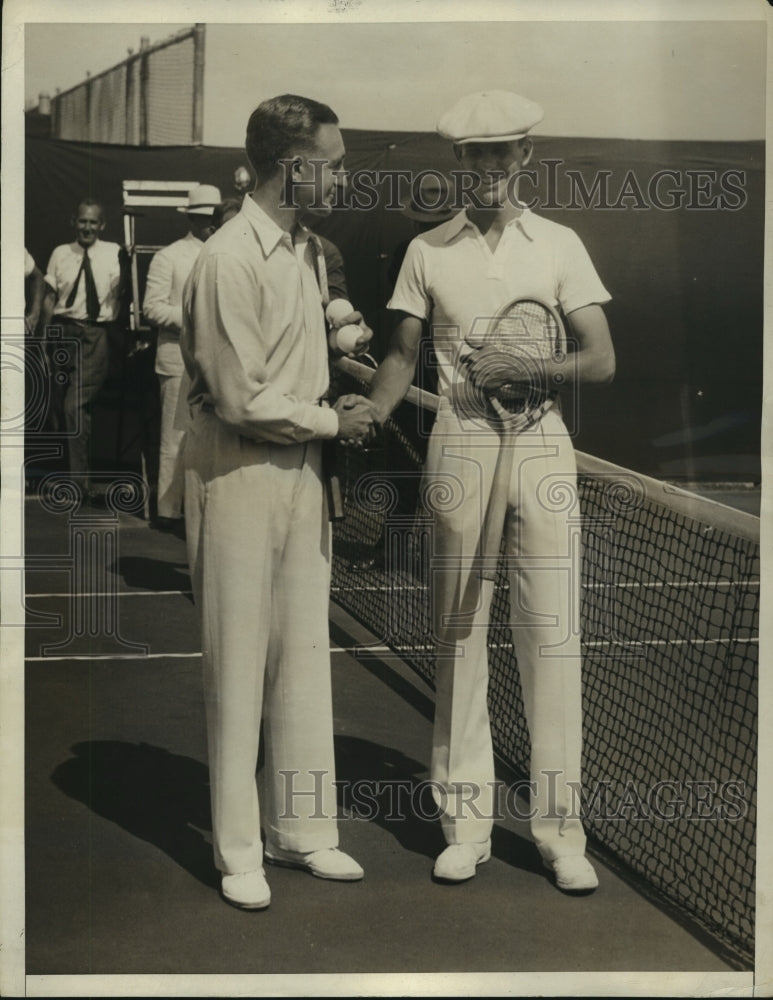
left=49, top=318, right=112, bottom=487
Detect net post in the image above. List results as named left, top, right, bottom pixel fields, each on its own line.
left=192, top=24, right=205, bottom=145
left=139, top=36, right=149, bottom=147
left=85, top=74, right=93, bottom=144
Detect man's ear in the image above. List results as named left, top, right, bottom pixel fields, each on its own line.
left=520, top=137, right=533, bottom=169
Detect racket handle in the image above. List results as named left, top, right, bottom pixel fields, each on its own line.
left=480, top=427, right=515, bottom=582
left=322, top=441, right=346, bottom=521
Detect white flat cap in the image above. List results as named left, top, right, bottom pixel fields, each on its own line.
left=437, top=90, right=544, bottom=144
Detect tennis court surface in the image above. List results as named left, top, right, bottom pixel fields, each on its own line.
left=22, top=455, right=757, bottom=982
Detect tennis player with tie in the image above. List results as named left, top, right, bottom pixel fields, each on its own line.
left=367, top=91, right=615, bottom=891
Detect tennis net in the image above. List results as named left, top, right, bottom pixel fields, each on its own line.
left=329, top=358, right=758, bottom=967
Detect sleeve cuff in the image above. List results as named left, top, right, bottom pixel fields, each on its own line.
left=314, top=405, right=339, bottom=439
left=563, top=291, right=612, bottom=315
left=386, top=296, right=428, bottom=320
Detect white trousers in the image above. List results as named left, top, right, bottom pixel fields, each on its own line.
left=426, top=401, right=586, bottom=861
left=183, top=410, right=339, bottom=875
left=157, top=373, right=186, bottom=518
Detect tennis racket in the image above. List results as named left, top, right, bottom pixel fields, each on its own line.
left=464, top=297, right=567, bottom=582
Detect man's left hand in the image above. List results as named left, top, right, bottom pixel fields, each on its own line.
left=329, top=309, right=374, bottom=357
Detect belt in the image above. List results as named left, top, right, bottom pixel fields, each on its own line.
left=51, top=315, right=112, bottom=328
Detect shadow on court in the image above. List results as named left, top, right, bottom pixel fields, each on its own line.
left=114, top=554, right=193, bottom=596
left=333, top=734, right=545, bottom=879
left=51, top=740, right=218, bottom=890
left=23, top=498, right=744, bottom=977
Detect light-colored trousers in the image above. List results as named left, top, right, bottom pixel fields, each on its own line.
left=426, top=401, right=587, bottom=861
left=157, top=373, right=186, bottom=518
left=183, top=409, right=339, bottom=875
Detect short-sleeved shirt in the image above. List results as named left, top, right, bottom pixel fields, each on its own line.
left=388, top=208, right=610, bottom=401
left=44, top=239, right=123, bottom=323
left=181, top=196, right=338, bottom=445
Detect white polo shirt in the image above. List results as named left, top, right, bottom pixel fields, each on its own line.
left=181, top=196, right=337, bottom=444
left=388, top=208, right=611, bottom=401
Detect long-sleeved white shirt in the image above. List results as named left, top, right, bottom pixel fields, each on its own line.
left=181, top=196, right=338, bottom=444
left=143, top=231, right=204, bottom=377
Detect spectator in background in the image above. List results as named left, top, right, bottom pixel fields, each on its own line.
left=212, top=197, right=242, bottom=229
left=143, top=184, right=221, bottom=530
left=25, top=248, right=46, bottom=336
left=40, top=198, right=127, bottom=502
left=232, top=165, right=253, bottom=196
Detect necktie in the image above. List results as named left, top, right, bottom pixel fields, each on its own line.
left=308, top=234, right=330, bottom=307
left=65, top=249, right=101, bottom=321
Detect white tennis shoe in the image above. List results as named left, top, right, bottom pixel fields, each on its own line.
left=544, top=855, right=599, bottom=893
left=221, top=868, right=271, bottom=910
left=264, top=845, right=364, bottom=881
left=433, top=840, right=492, bottom=881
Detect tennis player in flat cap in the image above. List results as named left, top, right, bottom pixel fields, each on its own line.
left=368, top=90, right=615, bottom=891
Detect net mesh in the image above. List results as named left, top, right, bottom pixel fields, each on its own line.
left=330, top=366, right=758, bottom=966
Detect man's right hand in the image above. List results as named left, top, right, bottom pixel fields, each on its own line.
left=334, top=395, right=376, bottom=446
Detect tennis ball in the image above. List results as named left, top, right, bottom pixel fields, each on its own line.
left=335, top=323, right=363, bottom=354
left=325, top=299, right=355, bottom=326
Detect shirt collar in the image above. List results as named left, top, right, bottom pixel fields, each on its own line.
left=240, top=195, right=307, bottom=255
left=72, top=239, right=101, bottom=254
left=442, top=205, right=534, bottom=243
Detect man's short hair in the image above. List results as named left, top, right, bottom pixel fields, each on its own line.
left=245, top=94, right=339, bottom=181
left=73, top=197, right=104, bottom=220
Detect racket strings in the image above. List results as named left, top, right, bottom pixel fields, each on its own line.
left=490, top=304, right=561, bottom=359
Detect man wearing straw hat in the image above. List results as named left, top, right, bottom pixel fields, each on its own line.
left=367, top=90, right=615, bottom=892
left=143, top=183, right=221, bottom=530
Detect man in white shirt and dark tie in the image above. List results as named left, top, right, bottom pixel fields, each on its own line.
left=41, top=198, right=126, bottom=500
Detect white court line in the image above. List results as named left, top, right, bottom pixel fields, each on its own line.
left=25, top=646, right=397, bottom=663
left=26, top=589, right=194, bottom=599
left=25, top=652, right=202, bottom=662
left=23, top=579, right=760, bottom=600
left=585, top=580, right=759, bottom=590
left=26, top=634, right=759, bottom=664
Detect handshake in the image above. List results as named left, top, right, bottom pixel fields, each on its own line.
left=333, top=394, right=380, bottom=447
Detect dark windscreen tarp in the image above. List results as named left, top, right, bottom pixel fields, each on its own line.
left=25, top=131, right=763, bottom=480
